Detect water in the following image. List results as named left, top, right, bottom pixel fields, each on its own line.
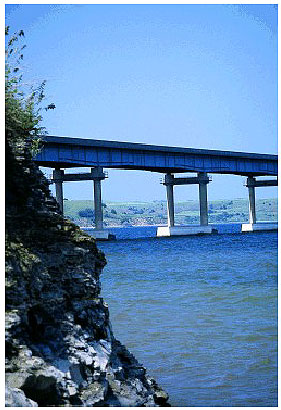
left=90, top=225, right=277, bottom=407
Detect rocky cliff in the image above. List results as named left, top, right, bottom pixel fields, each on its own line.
left=5, top=136, right=169, bottom=407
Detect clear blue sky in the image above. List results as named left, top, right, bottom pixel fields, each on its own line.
left=6, top=4, right=278, bottom=202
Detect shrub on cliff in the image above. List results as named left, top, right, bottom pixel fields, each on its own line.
left=5, top=27, right=46, bottom=153
left=5, top=27, right=48, bottom=207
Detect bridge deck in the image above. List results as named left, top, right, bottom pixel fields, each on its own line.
left=35, top=136, right=278, bottom=176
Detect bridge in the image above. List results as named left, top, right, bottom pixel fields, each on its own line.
left=35, top=135, right=278, bottom=239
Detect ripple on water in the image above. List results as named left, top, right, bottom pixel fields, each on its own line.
left=98, top=228, right=277, bottom=407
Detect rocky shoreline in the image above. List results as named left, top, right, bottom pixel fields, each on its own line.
left=5, top=136, right=169, bottom=406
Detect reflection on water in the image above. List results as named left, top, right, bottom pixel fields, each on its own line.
left=95, top=226, right=277, bottom=407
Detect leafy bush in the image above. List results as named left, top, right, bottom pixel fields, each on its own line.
left=5, top=27, right=46, bottom=155
left=5, top=27, right=48, bottom=206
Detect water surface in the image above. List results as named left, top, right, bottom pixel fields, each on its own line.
left=93, top=226, right=277, bottom=406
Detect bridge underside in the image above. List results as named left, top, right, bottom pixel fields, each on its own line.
left=37, top=161, right=276, bottom=177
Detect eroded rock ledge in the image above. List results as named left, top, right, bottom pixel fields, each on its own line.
left=5, top=137, right=169, bottom=407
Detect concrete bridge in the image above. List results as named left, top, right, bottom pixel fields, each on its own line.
left=35, top=135, right=278, bottom=239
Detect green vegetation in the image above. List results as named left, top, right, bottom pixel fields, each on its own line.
left=63, top=198, right=277, bottom=227
left=5, top=27, right=46, bottom=154
left=5, top=27, right=48, bottom=206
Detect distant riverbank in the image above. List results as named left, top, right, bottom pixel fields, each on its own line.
left=64, top=198, right=277, bottom=228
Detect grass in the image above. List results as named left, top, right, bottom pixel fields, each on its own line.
left=63, top=198, right=277, bottom=227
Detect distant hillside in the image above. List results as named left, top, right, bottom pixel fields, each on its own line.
left=63, top=198, right=278, bottom=227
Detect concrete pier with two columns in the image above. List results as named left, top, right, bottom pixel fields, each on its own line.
left=52, top=167, right=111, bottom=240
left=157, top=172, right=216, bottom=237
left=242, top=176, right=278, bottom=232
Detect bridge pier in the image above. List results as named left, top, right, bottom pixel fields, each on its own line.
left=52, top=167, right=112, bottom=240
left=165, top=174, right=175, bottom=227
left=53, top=168, right=64, bottom=214
left=94, top=178, right=103, bottom=229
left=198, top=172, right=209, bottom=226
left=91, top=167, right=110, bottom=239
left=247, top=176, right=257, bottom=225
left=242, top=177, right=278, bottom=232
left=157, top=172, right=215, bottom=237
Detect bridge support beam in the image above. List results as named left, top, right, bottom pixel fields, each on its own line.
left=242, top=176, right=278, bottom=233
left=91, top=167, right=105, bottom=233
left=198, top=172, right=209, bottom=226
left=157, top=172, right=216, bottom=237
left=94, top=178, right=103, bottom=229
left=165, top=174, right=175, bottom=227
left=53, top=168, right=64, bottom=214
left=88, top=167, right=111, bottom=240
left=247, top=176, right=257, bottom=225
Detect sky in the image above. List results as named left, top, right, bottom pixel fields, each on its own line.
left=5, top=4, right=278, bottom=203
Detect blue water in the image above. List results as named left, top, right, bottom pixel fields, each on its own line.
left=91, top=225, right=277, bottom=407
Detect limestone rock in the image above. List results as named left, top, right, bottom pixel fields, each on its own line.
left=5, top=387, right=38, bottom=407
left=5, top=136, right=169, bottom=406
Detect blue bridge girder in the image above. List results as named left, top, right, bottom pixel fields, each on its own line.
left=35, top=135, right=278, bottom=177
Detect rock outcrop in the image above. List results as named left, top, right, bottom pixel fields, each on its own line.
left=5, top=136, right=169, bottom=407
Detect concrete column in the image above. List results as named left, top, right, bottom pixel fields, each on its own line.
left=247, top=176, right=257, bottom=224
left=165, top=174, right=175, bottom=227
left=198, top=172, right=208, bottom=226
left=93, top=176, right=103, bottom=230
left=53, top=168, right=64, bottom=214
